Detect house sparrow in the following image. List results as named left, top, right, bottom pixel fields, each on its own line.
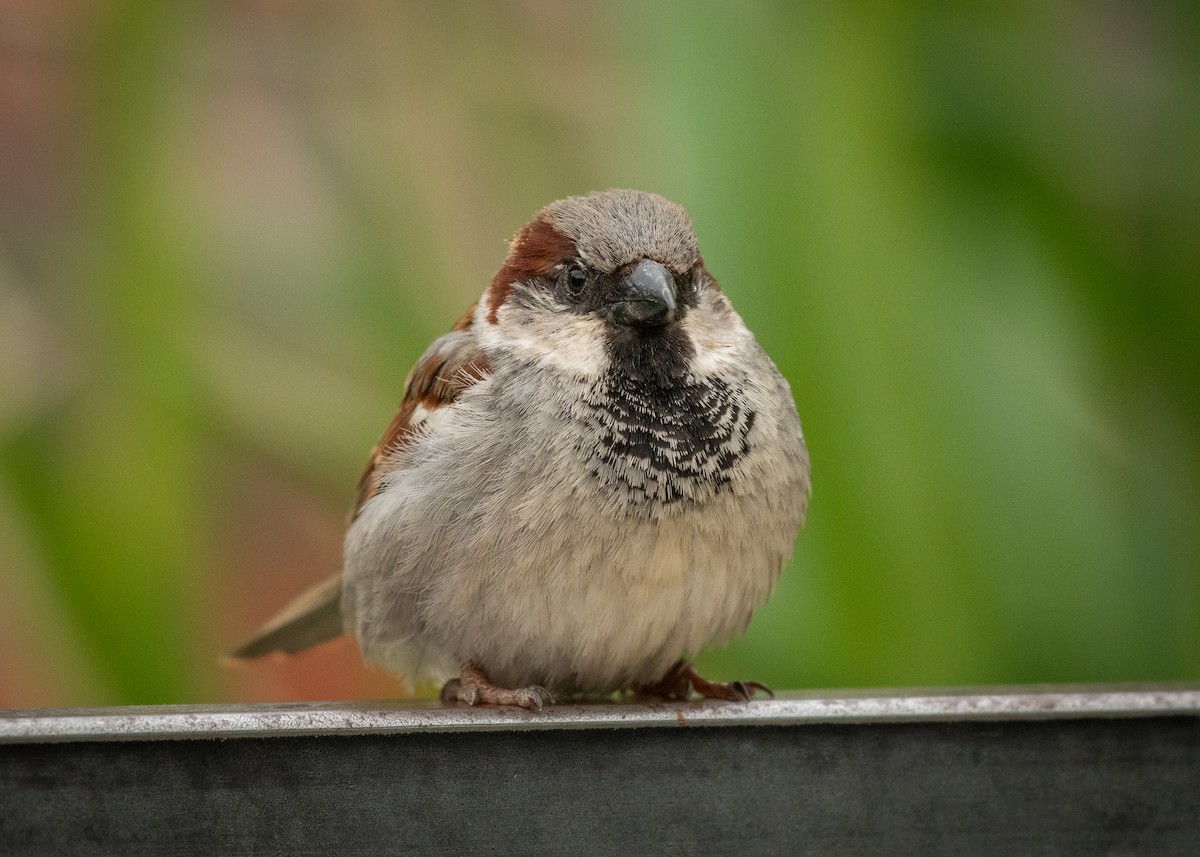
left=231, top=189, right=810, bottom=710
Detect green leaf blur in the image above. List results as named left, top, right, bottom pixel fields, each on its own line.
left=0, top=1, right=1196, bottom=706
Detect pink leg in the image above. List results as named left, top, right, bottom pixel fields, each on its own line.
left=440, top=662, right=555, bottom=712
left=634, top=659, right=773, bottom=702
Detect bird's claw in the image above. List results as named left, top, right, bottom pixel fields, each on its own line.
left=725, top=680, right=775, bottom=701
left=511, top=686, right=554, bottom=712
left=635, top=660, right=773, bottom=702
left=439, top=678, right=463, bottom=703
left=440, top=665, right=555, bottom=711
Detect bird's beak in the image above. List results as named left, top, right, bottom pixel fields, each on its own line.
left=609, top=258, right=677, bottom=327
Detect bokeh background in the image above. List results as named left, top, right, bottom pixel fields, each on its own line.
left=1, top=1, right=1197, bottom=708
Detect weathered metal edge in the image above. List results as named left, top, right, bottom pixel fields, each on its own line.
left=2, top=684, right=1198, bottom=744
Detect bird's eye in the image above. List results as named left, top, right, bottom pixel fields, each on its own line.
left=679, top=267, right=699, bottom=295
left=566, top=264, right=587, bottom=295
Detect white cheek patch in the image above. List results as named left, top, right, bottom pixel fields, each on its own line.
left=476, top=286, right=609, bottom=378
left=681, top=291, right=755, bottom=377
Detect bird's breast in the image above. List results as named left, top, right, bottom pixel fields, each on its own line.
left=573, top=369, right=756, bottom=510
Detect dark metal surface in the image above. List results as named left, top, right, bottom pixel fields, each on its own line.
left=3, top=683, right=1199, bottom=743
left=3, top=685, right=1198, bottom=856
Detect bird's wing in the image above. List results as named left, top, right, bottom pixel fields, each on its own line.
left=228, top=303, right=489, bottom=661
left=351, top=303, right=490, bottom=518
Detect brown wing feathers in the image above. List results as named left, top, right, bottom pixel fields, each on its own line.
left=352, top=304, right=489, bottom=518
left=228, top=304, right=491, bottom=661
left=230, top=217, right=561, bottom=662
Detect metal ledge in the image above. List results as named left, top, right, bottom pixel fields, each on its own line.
left=3, top=682, right=1198, bottom=743
left=5, top=684, right=1199, bottom=856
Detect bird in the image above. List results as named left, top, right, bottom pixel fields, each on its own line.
left=230, top=189, right=811, bottom=710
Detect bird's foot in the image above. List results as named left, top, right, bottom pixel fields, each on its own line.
left=440, top=662, right=555, bottom=712
left=634, top=659, right=774, bottom=702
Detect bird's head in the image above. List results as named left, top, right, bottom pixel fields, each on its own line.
left=480, top=189, right=736, bottom=383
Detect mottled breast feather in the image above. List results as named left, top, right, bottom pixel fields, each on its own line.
left=580, top=368, right=756, bottom=510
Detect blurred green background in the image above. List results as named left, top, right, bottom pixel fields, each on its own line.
left=1, top=1, right=1197, bottom=708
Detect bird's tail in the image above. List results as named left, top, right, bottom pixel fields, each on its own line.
left=226, top=573, right=344, bottom=660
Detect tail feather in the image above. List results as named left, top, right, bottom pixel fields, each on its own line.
left=228, top=573, right=344, bottom=660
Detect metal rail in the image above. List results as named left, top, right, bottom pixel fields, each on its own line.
left=3, top=682, right=1198, bottom=743
left=4, top=684, right=1199, bottom=857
